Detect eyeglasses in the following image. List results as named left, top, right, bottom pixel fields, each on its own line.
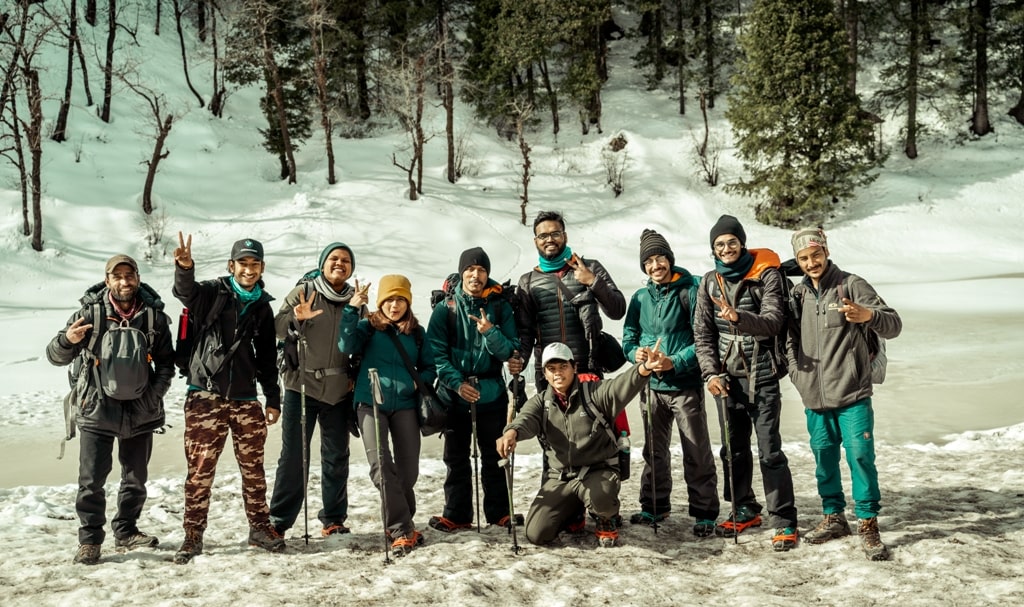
left=643, top=255, right=669, bottom=268
left=534, top=230, right=565, bottom=242
left=713, top=239, right=741, bottom=252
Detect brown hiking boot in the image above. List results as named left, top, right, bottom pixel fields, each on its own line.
left=805, top=512, right=853, bottom=545
left=858, top=517, right=890, bottom=561
left=73, top=544, right=101, bottom=565
left=249, top=525, right=286, bottom=553
left=174, top=527, right=204, bottom=565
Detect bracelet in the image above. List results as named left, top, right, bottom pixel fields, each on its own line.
left=641, top=363, right=654, bottom=372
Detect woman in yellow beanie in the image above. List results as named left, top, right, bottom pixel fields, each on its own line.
left=338, top=274, right=435, bottom=556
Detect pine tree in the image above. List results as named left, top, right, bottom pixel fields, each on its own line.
left=726, top=0, right=880, bottom=227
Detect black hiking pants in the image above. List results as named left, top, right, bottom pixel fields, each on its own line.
left=77, top=428, right=153, bottom=545
left=441, top=401, right=509, bottom=525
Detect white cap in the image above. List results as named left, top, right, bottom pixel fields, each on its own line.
left=541, top=342, right=574, bottom=366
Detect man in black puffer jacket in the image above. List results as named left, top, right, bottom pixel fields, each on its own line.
left=47, top=254, right=174, bottom=565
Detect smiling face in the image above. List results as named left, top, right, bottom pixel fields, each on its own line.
left=796, top=246, right=829, bottom=286
left=712, top=234, right=743, bottom=265
left=229, top=257, right=264, bottom=290
left=381, top=296, right=409, bottom=322
left=534, top=219, right=567, bottom=261
left=321, top=248, right=353, bottom=289
left=643, top=254, right=672, bottom=284
left=461, top=265, right=488, bottom=297
left=104, top=263, right=140, bottom=303
left=543, top=359, right=577, bottom=396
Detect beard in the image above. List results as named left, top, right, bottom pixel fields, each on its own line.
left=110, top=286, right=139, bottom=303
left=539, top=242, right=566, bottom=262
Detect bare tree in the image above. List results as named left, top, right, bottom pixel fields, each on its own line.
left=170, top=0, right=204, bottom=107
left=437, top=0, right=456, bottom=183
left=905, top=0, right=921, bottom=159
left=305, top=0, right=337, bottom=184
left=253, top=0, right=296, bottom=183
left=26, top=68, right=44, bottom=251
left=122, top=77, right=179, bottom=215
left=99, top=0, right=116, bottom=122
left=384, top=45, right=432, bottom=200
left=52, top=0, right=83, bottom=142
left=208, top=0, right=226, bottom=116
left=969, top=0, right=993, bottom=136
left=86, top=0, right=96, bottom=26
left=694, top=90, right=720, bottom=185
left=512, top=101, right=534, bottom=225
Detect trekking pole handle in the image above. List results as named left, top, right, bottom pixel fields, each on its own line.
left=368, top=368, right=383, bottom=406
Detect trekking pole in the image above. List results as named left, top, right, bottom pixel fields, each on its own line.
left=716, top=391, right=738, bottom=545
left=298, top=332, right=311, bottom=545
left=469, top=376, right=482, bottom=534
left=368, top=368, right=392, bottom=564
left=499, top=454, right=521, bottom=554
left=645, top=383, right=658, bottom=535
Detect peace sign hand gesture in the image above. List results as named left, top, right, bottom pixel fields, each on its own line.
left=65, top=317, right=94, bottom=345
left=712, top=294, right=738, bottom=323
left=568, top=253, right=596, bottom=286
left=838, top=298, right=873, bottom=324
left=350, top=279, right=371, bottom=309
left=175, top=232, right=193, bottom=269
left=468, top=308, right=494, bottom=334
left=294, top=290, right=322, bottom=322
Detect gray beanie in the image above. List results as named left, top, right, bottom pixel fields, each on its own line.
left=639, top=229, right=674, bottom=272
left=318, top=242, right=355, bottom=271
left=791, top=228, right=828, bottom=256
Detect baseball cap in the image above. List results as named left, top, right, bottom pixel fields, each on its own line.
left=105, top=254, right=139, bottom=275
left=541, top=342, right=574, bottom=366
left=230, top=238, right=264, bottom=261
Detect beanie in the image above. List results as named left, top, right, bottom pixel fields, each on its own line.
left=791, top=227, right=828, bottom=256
left=638, top=229, right=674, bottom=272
left=458, top=247, right=491, bottom=275
left=709, top=215, right=746, bottom=249
left=318, top=242, right=355, bottom=272
left=377, top=274, right=413, bottom=308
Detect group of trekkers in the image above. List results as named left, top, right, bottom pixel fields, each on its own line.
left=48, top=210, right=901, bottom=566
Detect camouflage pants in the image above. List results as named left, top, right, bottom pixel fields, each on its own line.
left=182, top=391, right=270, bottom=531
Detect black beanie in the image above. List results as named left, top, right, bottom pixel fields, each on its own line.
left=709, top=214, right=746, bottom=249
left=639, top=229, right=674, bottom=272
left=458, top=247, right=491, bottom=275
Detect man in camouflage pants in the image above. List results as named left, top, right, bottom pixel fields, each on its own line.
left=172, top=233, right=284, bottom=563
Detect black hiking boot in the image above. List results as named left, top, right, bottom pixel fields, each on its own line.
left=173, top=528, right=204, bottom=565
left=629, top=511, right=668, bottom=527
left=859, top=517, right=890, bottom=561
left=715, top=504, right=763, bottom=538
left=804, top=512, right=853, bottom=545
left=73, top=544, right=101, bottom=565
left=595, top=517, right=619, bottom=548
left=115, top=531, right=159, bottom=550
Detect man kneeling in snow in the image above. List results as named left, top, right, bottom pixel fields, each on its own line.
left=496, top=342, right=662, bottom=547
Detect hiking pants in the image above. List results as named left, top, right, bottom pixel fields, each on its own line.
left=716, top=377, right=798, bottom=529
left=357, top=405, right=420, bottom=537
left=182, top=391, right=271, bottom=532
left=269, top=390, right=351, bottom=532
left=639, top=388, right=720, bottom=521
left=76, top=428, right=153, bottom=545
left=441, top=401, right=508, bottom=525
left=524, top=467, right=620, bottom=545
left=805, top=397, right=881, bottom=520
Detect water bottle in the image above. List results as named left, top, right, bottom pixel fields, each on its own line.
left=617, top=431, right=631, bottom=480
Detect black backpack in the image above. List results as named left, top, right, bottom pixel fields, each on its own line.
left=430, top=273, right=519, bottom=337
left=174, top=293, right=230, bottom=378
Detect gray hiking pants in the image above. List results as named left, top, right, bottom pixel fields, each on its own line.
left=357, top=405, right=420, bottom=537
left=524, top=467, right=620, bottom=545
left=639, top=388, right=720, bottom=521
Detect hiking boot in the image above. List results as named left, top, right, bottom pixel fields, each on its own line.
left=248, top=526, right=286, bottom=553
left=321, top=523, right=351, bottom=537
left=630, top=511, right=668, bottom=527
left=859, top=517, right=890, bottom=561
left=173, top=528, right=204, bottom=565
left=772, top=527, right=799, bottom=552
left=73, top=544, right=101, bottom=565
left=114, top=531, right=159, bottom=550
left=391, top=530, right=423, bottom=557
left=715, top=504, right=762, bottom=537
left=804, top=512, right=853, bottom=545
left=595, top=517, right=619, bottom=548
left=693, top=519, right=717, bottom=537
left=428, top=515, right=473, bottom=533
left=495, top=514, right=524, bottom=529
left=560, top=511, right=587, bottom=536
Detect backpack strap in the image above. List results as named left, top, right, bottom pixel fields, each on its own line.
left=385, top=327, right=431, bottom=396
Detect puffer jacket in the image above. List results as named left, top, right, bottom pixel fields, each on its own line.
left=694, top=249, right=787, bottom=388
left=504, top=366, right=649, bottom=473
left=786, top=262, right=902, bottom=411
left=622, top=267, right=702, bottom=391
left=516, top=258, right=625, bottom=374
left=173, top=265, right=281, bottom=409
left=46, top=283, right=174, bottom=438
left=338, top=306, right=436, bottom=412
left=275, top=279, right=355, bottom=405
left=427, top=278, right=519, bottom=410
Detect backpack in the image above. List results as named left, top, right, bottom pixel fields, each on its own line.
left=84, top=302, right=157, bottom=401
left=174, top=292, right=230, bottom=378
left=538, top=379, right=622, bottom=475
left=430, top=273, right=519, bottom=337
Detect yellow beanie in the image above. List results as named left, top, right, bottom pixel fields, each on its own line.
left=376, top=274, right=413, bottom=308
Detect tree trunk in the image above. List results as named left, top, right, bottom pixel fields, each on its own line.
left=100, top=0, right=116, bottom=123
left=257, top=3, right=296, bottom=184
left=538, top=59, right=559, bottom=137
left=438, top=1, right=455, bottom=183
left=0, top=11, right=23, bottom=118
left=309, top=0, right=337, bottom=184
left=142, top=114, right=174, bottom=215
left=970, top=0, right=993, bottom=136
left=86, top=0, right=97, bottom=26
left=905, top=0, right=921, bottom=159
left=53, top=0, right=79, bottom=142
left=27, top=70, right=44, bottom=251
left=703, top=0, right=715, bottom=108
left=198, top=0, right=207, bottom=43
left=676, top=0, right=686, bottom=115
left=9, top=98, right=30, bottom=236
left=414, top=56, right=425, bottom=195
left=172, top=0, right=205, bottom=107
left=841, top=0, right=859, bottom=94
left=208, top=2, right=224, bottom=117
left=516, top=113, right=531, bottom=225
left=74, top=19, right=95, bottom=106
left=155, top=0, right=161, bottom=35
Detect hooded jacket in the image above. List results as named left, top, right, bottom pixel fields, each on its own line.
left=46, top=282, right=174, bottom=438
left=786, top=262, right=902, bottom=411
left=427, top=278, right=519, bottom=409
left=622, top=267, right=702, bottom=391
left=173, top=265, right=281, bottom=409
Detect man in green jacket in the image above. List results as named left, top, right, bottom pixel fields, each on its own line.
left=787, top=228, right=902, bottom=561
left=497, top=342, right=663, bottom=547
left=427, top=247, right=521, bottom=532
left=623, top=229, right=719, bottom=536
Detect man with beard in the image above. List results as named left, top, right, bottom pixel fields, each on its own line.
left=426, top=247, right=521, bottom=533
left=47, top=254, right=175, bottom=565
left=172, top=233, right=284, bottom=563
left=269, top=243, right=363, bottom=538
left=515, top=211, right=627, bottom=390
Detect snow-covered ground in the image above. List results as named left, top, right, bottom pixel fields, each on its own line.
left=1, top=8, right=1023, bottom=607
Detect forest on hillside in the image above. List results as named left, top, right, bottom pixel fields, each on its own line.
left=3, top=0, right=1023, bottom=250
